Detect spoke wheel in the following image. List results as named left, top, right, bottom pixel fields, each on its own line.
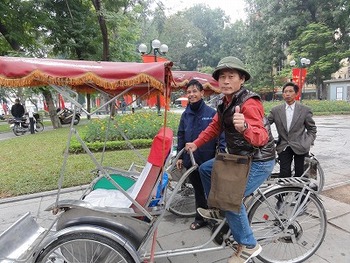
left=35, top=232, right=135, bottom=263
left=167, top=178, right=196, bottom=217
left=248, top=187, right=326, bottom=263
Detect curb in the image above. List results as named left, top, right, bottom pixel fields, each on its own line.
left=322, top=180, right=350, bottom=191
left=0, top=185, right=88, bottom=205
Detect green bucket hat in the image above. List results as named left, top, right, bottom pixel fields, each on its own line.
left=212, top=56, right=251, bottom=81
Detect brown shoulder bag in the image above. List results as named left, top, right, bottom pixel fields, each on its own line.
left=208, top=153, right=252, bottom=212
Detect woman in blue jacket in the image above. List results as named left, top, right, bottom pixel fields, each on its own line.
left=176, top=79, right=226, bottom=230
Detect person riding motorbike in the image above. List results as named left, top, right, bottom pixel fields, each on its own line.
left=11, top=99, right=25, bottom=119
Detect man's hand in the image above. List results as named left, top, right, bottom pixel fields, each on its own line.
left=176, top=159, right=183, bottom=170
left=233, top=106, right=247, bottom=133
left=185, top=142, right=198, bottom=152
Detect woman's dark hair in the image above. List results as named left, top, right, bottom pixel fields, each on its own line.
left=282, top=82, right=299, bottom=93
left=186, top=79, right=203, bottom=91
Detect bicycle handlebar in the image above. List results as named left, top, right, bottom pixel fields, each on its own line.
left=166, top=147, right=197, bottom=174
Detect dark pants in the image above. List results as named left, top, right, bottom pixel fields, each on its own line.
left=278, top=146, right=306, bottom=178
left=188, top=169, right=207, bottom=222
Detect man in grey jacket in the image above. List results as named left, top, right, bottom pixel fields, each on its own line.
left=268, top=82, right=317, bottom=178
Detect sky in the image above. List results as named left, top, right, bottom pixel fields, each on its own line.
left=161, top=0, right=247, bottom=22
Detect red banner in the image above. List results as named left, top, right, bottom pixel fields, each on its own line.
left=292, top=68, right=307, bottom=100
left=141, top=54, right=168, bottom=63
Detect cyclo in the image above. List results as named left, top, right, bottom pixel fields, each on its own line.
left=0, top=57, right=326, bottom=263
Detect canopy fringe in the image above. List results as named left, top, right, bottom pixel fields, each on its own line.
left=0, top=70, right=164, bottom=92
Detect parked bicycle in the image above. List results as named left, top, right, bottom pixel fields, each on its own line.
left=166, top=149, right=327, bottom=263
left=166, top=148, right=324, bottom=219
left=271, top=152, right=325, bottom=193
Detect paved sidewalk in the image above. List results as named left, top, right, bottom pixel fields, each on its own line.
left=0, top=187, right=349, bottom=263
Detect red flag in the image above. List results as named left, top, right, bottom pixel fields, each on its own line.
left=147, top=95, right=166, bottom=108
left=292, top=68, right=307, bottom=100
left=58, top=94, right=65, bottom=108
left=43, top=101, right=48, bottom=112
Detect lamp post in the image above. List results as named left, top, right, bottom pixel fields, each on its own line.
left=290, top=57, right=311, bottom=102
left=138, top=40, right=168, bottom=115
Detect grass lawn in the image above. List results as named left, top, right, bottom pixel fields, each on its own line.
left=0, top=126, right=150, bottom=198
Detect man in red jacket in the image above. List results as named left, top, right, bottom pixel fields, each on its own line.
left=185, top=56, right=275, bottom=263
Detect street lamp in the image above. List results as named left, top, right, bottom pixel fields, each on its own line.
left=138, top=39, right=169, bottom=60
left=290, top=57, right=311, bottom=102
left=138, top=39, right=169, bottom=115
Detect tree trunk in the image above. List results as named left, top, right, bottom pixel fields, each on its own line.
left=91, top=0, right=110, bottom=61
left=41, top=88, right=62, bottom=128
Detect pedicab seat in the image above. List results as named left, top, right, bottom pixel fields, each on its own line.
left=83, top=127, right=173, bottom=209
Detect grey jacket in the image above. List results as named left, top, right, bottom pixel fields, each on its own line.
left=267, top=102, right=317, bottom=155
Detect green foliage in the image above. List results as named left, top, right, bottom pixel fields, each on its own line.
left=289, top=23, right=340, bottom=83
left=69, top=138, right=152, bottom=154
left=302, top=100, right=350, bottom=114
left=1, top=0, right=350, bottom=98
left=83, top=111, right=180, bottom=142
left=263, top=100, right=350, bottom=115
left=243, top=0, right=350, bottom=94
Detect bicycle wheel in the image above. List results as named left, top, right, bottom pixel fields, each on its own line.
left=248, top=186, right=327, bottom=263
left=12, top=124, right=25, bottom=136
left=35, top=231, right=135, bottom=263
left=167, top=178, right=196, bottom=217
left=304, top=156, right=325, bottom=193
left=35, top=121, right=44, bottom=132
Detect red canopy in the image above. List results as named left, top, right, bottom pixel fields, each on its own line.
left=0, top=57, right=220, bottom=96
left=171, top=71, right=220, bottom=94
left=0, top=56, right=173, bottom=96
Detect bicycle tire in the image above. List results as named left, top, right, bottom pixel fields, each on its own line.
left=12, top=124, right=24, bottom=136
left=304, top=156, right=325, bottom=193
left=248, top=186, right=327, bottom=263
left=167, top=178, right=196, bottom=217
left=35, top=121, right=44, bottom=132
left=35, top=231, right=135, bottom=263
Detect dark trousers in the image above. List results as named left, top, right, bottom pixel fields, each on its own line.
left=188, top=169, right=207, bottom=221
left=278, top=146, right=306, bottom=178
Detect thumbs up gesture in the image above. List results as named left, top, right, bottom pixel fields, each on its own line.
left=233, top=106, right=247, bottom=133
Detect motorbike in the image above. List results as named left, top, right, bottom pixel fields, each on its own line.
left=8, top=113, right=44, bottom=136
left=57, top=108, right=80, bottom=125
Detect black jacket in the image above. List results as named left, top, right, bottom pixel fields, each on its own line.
left=217, top=88, right=275, bottom=162
left=177, top=99, right=226, bottom=168
left=11, top=103, right=25, bottom=118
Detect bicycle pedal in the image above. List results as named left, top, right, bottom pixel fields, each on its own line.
left=206, top=219, right=218, bottom=230
left=212, top=222, right=230, bottom=245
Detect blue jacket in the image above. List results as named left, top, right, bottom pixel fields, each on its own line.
left=177, top=99, right=226, bottom=169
